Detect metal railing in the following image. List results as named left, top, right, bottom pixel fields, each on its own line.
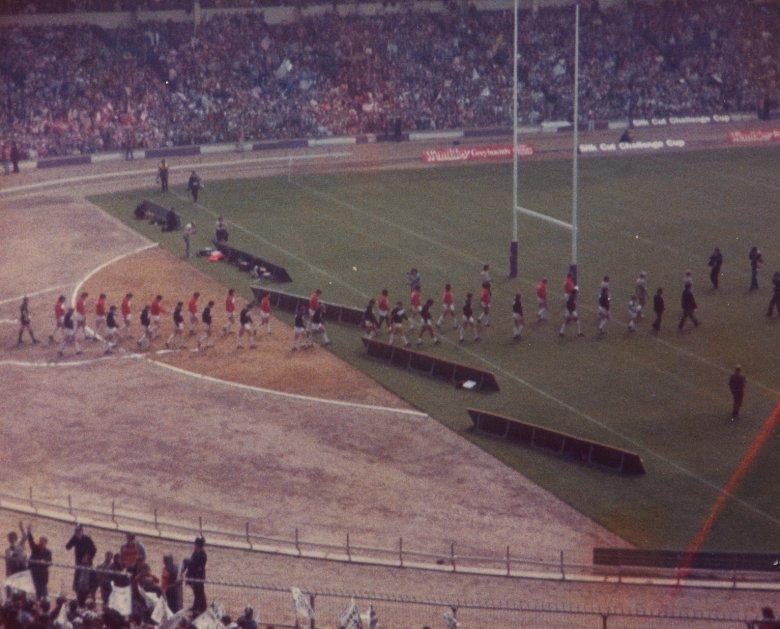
left=1, top=488, right=778, bottom=593
left=8, top=559, right=762, bottom=629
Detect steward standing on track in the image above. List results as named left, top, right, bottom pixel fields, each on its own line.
left=157, top=159, right=169, bottom=192
left=749, top=247, right=763, bottom=291
left=652, top=288, right=665, bottom=334
left=728, top=365, right=746, bottom=422
left=187, top=171, right=203, bottom=202
left=767, top=271, right=780, bottom=317
left=678, top=285, right=700, bottom=330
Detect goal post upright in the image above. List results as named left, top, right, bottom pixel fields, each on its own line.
left=570, top=1, right=580, bottom=285
left=509, top=0, right=520, bottom=279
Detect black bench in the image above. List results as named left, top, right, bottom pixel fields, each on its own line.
left=467, top=408, right=645, bottom=475
left=250, top=287, right=363, bottom=324
left=363, top=338, right=500, bottom=392
left=214, top=242, right=292, bottom=283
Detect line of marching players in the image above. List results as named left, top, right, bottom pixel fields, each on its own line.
left=16, top=287, right=334, bottom=357
left=360, top=255, right=780, bottom=347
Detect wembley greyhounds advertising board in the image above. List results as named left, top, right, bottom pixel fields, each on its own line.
left=422, top=144, right=534, bottom=163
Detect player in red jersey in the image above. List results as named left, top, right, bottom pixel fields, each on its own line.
left=120, top=293, right=133, bottom=337
left=94, top=293, right=108, bottom=338
left=187, top=292, right=200, bottom=336
left=74, top=292, right=89, bottom=340
left=377, top=289, right=391, bottom=333
left=48, top=295, right=67, bottom=344
left=563, top=273, right=575, bottom=302
left=259, top=291, right=272, bottom=334
left=436, top=283, right=457, bottom=330
left=408, top=287, right=422, bottom=331
left=536, top=278, right=548, bottom=322
left=149, top=295, right=167, bottom=339
left=477, top=282, right=491, bottom=328
left=222, top=288, right=237, bottom=335
left=307, top=288, right=322, bottom=329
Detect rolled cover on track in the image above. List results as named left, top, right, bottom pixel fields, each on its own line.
left=362, top=338, right=500, bottom=392
left=467, top=408, right=645, bottom=475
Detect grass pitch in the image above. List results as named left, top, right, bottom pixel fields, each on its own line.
left=92, top=146, right=780, bottom=554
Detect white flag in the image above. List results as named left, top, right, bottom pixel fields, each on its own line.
left=193, top=609, right=222, bottom=629
left=141, top=588, right=160, bottom=611
left=4, top=570, right=36, bottom=596
left=443, top=610, right=460, bottom=628
left=159, top=610, right=187, bottom=629
left=291, top=587, right=314, bottom=619
left=150, top=594, right=173, bottom=623
left=360, top=605, right=378, bottom=629
left=108, top=583, right=132, bottom=617
left=339, top=598, right=361, bottom=629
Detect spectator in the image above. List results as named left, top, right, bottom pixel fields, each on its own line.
left=5, top=529, right=28, bottom=577
left=182, top=536, right=207, bottom=615
left=96, top=550, right=114, bottom=607
left=21, top=523, right=51, bottom=601
left=161, top=553, right=182, bottom=613
left=65, top=524, right=97, bottom=592
left=119, top=533, right=147, bottom=575
left=73, top=555, right=98, bottom=606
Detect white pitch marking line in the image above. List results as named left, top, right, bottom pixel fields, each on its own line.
left=516, top=206, right=573, bottom=230
left=0, top=151, right=353, bottom=197
left=0, top=319, right=18, bottom=325
left=0, top=354, right=141, bottom=369
left=0, top=283, right=76, bottom=306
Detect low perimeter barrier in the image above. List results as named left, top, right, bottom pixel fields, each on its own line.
left=5, top=559, right=763, bottom=629
left=1, top=489, right=778, bottom=594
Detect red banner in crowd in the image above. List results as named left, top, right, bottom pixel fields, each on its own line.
left=421, top=144, right=534, bottom=163
left=728, top=129, right=780, bottom=144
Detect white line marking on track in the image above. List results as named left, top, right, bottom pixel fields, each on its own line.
left=0, top=354, right=140, bottom=369
left=145, top=360, right=429, bottom=418
left=0, top=152, right=352, bottom=197
left=0, top=283, right=75, bottom=306
left=0, top=319, right=18, bottom=324
left=70, top=243, right=159, bottom=307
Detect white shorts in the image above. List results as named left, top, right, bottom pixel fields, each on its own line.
left=513, top=312, right=524, bottom=322
left=226, top=311, right=235, bottom=320
left=566, top=310, right=578, bottom=320
left=151, top=315, right=161, bottom=324
left=175, top=322, right=184, bottom=331
left=378, top=309, right=388, bottom=318
left=75, top=313, right=85, bottom=323
left=310, top=322, right=323, bottom=332
left=189, top=313, right=198, bottom=324
left=442, top=303, right=454, bottom=313
left=260, top=312, right=270, bottom=323
left=56, top=316, right=64, bottom=325
left=294, top=326, right=306, bottom=335
left=481, top=302, right=490, bottom=310
left=65, top=328, right=75, bottom=339
left=107, top=326, right=118, bottom=336
left=242, top=322, right=253, bottom=331
left=462, top=315, right=475, bottom=324
left=421, top=318, right=433, bottom=328
left=537, top=298, right=547, bottom=308
left=123, top=314, right=132, bottom=324
left=411, top=306, right=421, bottom=314
left=308, top=308, right=316, bottom=318
left=598, top=307, right=609, bottom=317
left=95, top=315, right=106, bottom=325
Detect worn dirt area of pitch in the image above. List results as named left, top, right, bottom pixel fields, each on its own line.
left=79, top=245, right=408, bottom=407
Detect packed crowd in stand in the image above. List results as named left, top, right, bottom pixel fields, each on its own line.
left=1, top=0, right=777, bottom=159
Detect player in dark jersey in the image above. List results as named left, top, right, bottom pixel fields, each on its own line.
left=293, top=304, right=311, bottom=350
left=597, top=286, right=610, bottom=336
left=309, top=305, right=331, bottom=346
left=17, top=297, right=38, bottom=346
left=137, top=305, right=153, bottom=349
left=416, top=299, right=439, bottom=346
left=237, top=304, right=257, bottom=349
left=459, top=293, right=480, bottom=342
left=767, top=271, right=780, bottom=317
left=678, top=285, right=700, bottom=330
left=389, top=301, right=410, bottom=347
left=166, top=301, right=186, bottom=350
left=363, top=299, right=379, bottom=338
left=708, top=248, right=723, bottom=290
left=198, top=301, right=216, bottom=351
left=559, top=288, right=584, bottom=337
left=512, top=293, right=525, bottom=340
left=58, top=308, right=82, bottom=357
left=104, top=305, right=120, bottom=354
